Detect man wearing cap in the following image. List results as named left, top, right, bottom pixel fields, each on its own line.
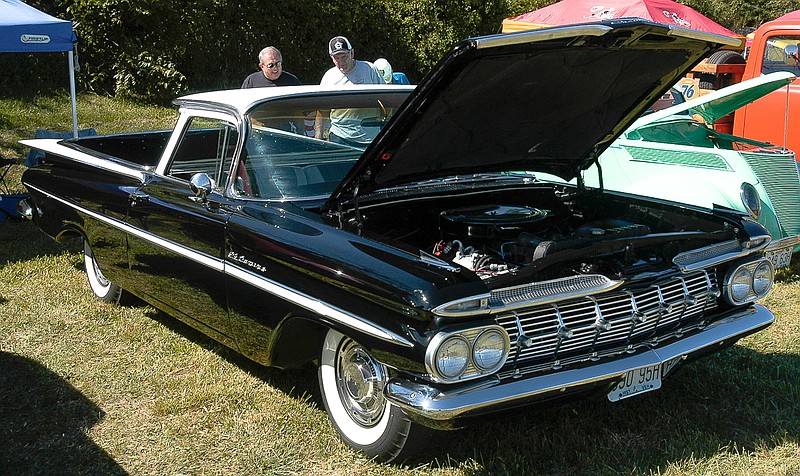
left=241, top=46, right=301, bottom=88
left=315, top=36, right=385, bottom=145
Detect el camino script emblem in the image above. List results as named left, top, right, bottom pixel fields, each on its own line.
left=228, top=251, right=268, bottom=273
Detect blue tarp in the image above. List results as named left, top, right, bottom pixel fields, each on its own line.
left=1, top=0, right=79, bottom=136
left=0, top=0, right=77, bottom=53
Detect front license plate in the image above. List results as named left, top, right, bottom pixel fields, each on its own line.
left=608, top=363, right=662, bottom=402
left=766, top=246, right=793, bottom=269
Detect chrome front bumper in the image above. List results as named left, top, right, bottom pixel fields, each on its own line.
left=766, top=234, right=800, bottom=252
left=386, top=304, right=773, bottom=421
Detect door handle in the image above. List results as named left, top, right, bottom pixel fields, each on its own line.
left=130, top=192, right=150, bottom=207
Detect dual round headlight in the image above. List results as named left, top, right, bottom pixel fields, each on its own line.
left=426, top=326, right=510, bottom=383
left=724, top=258, right=774, bottom=305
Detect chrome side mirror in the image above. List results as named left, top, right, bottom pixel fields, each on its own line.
left=190, top=173, right=215, bottom=201
left=786, top=44, right=799, bottom=59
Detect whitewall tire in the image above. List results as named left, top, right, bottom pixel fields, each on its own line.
left=318, top=328, right=430, bottom=463
left=84, top=241, right=122, bottom=304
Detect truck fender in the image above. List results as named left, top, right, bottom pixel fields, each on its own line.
left=620, top=174, right=742, bottom=211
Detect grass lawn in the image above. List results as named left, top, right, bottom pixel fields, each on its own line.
left=0, top=93, right=798, bottom=475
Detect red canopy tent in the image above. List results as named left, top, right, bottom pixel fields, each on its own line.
left=502, top=0, right=740, bottom=41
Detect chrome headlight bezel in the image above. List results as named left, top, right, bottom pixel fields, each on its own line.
left=425, top=325, right=510, bottom=383
left=723, top=258, right=774, bottom=305
left=432, top=335, right=470, bottom=380
left=740, top=182, right=762, bottom=220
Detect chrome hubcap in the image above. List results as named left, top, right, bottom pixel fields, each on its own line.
left=335, top=339, right=386, bottom=427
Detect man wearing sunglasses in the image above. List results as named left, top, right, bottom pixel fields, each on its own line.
left=241, top=46, right=301, bottom=88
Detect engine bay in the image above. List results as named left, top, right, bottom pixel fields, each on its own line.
left=433, top=203, right=658, bottom=280
left=354, top=182, right=735, bottom=284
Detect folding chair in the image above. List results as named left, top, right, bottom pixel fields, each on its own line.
left=0, top=157, right=15, bottom=193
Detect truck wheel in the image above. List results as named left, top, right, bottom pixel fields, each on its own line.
left=84, top=241, right=122, bottom=304
left=318, top=328, right=430, bottom=463
left=699, top=50, right=746, bottom=90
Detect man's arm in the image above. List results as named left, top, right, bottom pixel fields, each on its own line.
left=314, top=110, right=330, bottom=139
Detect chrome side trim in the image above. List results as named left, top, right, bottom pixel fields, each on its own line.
left=27, top=184, right=223, bottom=272
left=20, top=139, right=147, bottom=182
left=386, top=304, right=773, bottom=420
left=224, top=264, right=413, bottom=348
left=26, top=184, right=414, bottom=348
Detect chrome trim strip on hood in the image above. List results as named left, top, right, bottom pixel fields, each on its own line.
left=474, top=24, right=612, bottom=48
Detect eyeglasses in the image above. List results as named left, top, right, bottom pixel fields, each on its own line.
left=263, top=61, right=282, bottom=69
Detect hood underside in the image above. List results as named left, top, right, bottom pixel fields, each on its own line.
left=325, top=19, right=740, bottom=211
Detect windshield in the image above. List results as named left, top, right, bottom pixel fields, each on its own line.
left=237, top=91, right=410, bottom=200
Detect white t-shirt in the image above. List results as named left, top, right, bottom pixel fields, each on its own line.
left=320, top=60, right=384, bottom=86
left=320, top=61, right=385, bottom=143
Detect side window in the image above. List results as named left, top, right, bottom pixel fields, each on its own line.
left=167, top=116, right=239, bottom=190
left=761, top=35, right=800, bottom=74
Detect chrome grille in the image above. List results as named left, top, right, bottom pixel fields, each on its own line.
left=742, top=151, right=800, bottom=237
left=495, top=270, right=719, bottom=376
left=624, top=145, right=731, bottom=170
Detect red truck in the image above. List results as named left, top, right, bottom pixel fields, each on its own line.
left=680, top=10, right=800, bottom=153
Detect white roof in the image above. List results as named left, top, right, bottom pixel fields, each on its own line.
left=175, top=84, right=416, bottom=116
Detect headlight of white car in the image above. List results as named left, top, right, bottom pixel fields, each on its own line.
left=740, top=182, right=762, bottom=220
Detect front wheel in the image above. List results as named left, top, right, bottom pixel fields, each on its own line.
left=84, top=241, right=122, bottom=304
left=318, top=329, right=430, bottom=463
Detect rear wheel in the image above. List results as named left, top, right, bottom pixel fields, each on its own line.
left=83, top=241, right=122, bottom=304
left=318, top=328, right=430, bottom=463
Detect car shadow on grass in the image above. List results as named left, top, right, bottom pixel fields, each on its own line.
left=0, top=220, right=76, bottom=267
left=142, top=303, right=320, bottom=400
left=0, top=352, right=127, bottom=475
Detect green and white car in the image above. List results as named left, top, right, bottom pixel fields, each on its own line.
left=582, top=71, right=800, bottom=268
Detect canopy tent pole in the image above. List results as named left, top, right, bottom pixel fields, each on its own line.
left=2, top=0, right=80, bottom=137
left=68, top=48, right=78, bottom=138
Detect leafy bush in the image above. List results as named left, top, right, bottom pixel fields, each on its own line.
left=3, top=0, right=797, bottom=104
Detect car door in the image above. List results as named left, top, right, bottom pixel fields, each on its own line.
left=125, top=112, right=239, bottom=348
left=736, top=33, right=800, bottom=152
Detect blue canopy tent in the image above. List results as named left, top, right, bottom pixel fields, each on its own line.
left=0, top=0, right=79, bottom=137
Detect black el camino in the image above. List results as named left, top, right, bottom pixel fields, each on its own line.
left=20, top=20, right=775, bottom=462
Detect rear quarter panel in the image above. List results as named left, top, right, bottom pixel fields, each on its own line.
left=23, top=154, right=145, bottom=286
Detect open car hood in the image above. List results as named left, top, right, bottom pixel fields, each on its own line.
left=626, top=71, right=797, bottom=131
left=325, top=19, right=740, bottom=210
